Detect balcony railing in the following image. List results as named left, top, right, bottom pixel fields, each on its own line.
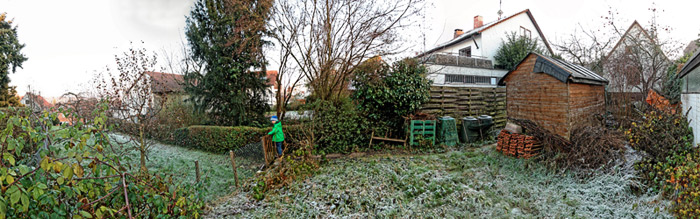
left=422, top=53, right=494, bottom=69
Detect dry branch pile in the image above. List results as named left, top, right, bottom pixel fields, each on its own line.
left=509, top=118, right=625, bottom=172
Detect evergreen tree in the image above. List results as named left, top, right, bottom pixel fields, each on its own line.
left=662, top=54, right=690, bottom=105
left=0, top=13, right=27, bottom=107
left=494, top=32, right=545, bottom=71
left=184, top=0, right=272, bottom=126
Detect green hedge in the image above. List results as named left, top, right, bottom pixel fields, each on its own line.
left=171, top=125, right=269, bottom=153
left=171, top=124, right=305, bottom=154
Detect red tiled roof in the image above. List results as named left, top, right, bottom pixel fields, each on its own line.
left=21, top=93, right=54, bottom=109
left=145, top=71, right=185, bottom=94
left=266, top=70, right=279, bottom=89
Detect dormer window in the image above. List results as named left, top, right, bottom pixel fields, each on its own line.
left=520, top=26, right=531, bottom=39
left=459, top=46, right=472, bottom=57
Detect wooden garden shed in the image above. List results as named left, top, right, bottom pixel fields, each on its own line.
left=498, top=53, right=608, bottom=139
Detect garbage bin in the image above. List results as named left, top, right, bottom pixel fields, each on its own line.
left=437, top=116, right=458, bottom=146
left=460, top=116, right=480, bottom=143
left=477, top=115, right=494, bottom=139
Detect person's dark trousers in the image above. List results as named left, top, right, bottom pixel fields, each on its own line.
left=275, top=141, right=283, bottom=157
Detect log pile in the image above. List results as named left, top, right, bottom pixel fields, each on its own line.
left=496, top=130, right=541, bottom=158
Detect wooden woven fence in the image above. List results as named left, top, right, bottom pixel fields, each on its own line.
left=261, top=135, right=277, bottom=164
left=421, top=86, right=506, bottom=128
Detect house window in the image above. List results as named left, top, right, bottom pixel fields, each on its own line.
left=520, top=26, right=531, bottom=39
left=445, top=74, right=498, bottom=85
left=459, top=46, right=472, bottom=57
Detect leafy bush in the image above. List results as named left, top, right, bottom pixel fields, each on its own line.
left=494, top=32, right=545, bottom=70
left=111, top=97, right=210, bottom=143
left=0, top=106, right=204, bottom=218
left=662, top=54, right=691, bottom=105
left=306, top=99, right=371, bottom=154
left=663, top=150, right=700, bottom=217
left=626, top=109, right=698, bottom=217
left=626, top=110, right=694, bottom=163
left=251, top=143, right=318, bottom=200
left=352, top=58, right=431, bottom=134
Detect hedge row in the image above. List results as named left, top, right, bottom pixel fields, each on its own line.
left=170, top=124, right=305, bottom=154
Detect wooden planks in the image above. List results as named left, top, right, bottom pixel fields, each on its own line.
left=421, top=86, right=507, bottom=128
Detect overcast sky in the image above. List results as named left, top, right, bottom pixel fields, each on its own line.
left=1, top=0, right=699, bottom=98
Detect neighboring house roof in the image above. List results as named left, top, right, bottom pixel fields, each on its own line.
left=145, top=71, right=184, bottom=94
left=418, top=9, right=553, bottom=57
left=20, top=92, right=54, bottom=109
left=684, top=38, right=700, bottom=56
left=679, top=49, right=700, bottom=78
left=605, top=20, right=668, bottom=61
left=499, top=52, right=609, bottom=86
left=266, top=70, right=279, bottom=89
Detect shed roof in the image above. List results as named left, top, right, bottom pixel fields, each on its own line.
left=498, top=53, right=609, bottom=86
left=416, top=9, right=553, bottom=57
left=680, top=49, right=700, bottom=78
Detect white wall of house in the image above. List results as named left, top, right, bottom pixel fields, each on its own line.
left=437, top=35, right=483, bottom=58
left=426, top=65, right=507, bottom=85
left=479, top=13, right=547, bottom=63
left=683, top=65, right=700, bottom=146
left=424, top=12, right=546, bottom=88
left=433, top=12, right=546, bottom=64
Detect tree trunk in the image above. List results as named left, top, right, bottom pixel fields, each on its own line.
left=139, top=125, right=148, bottom=173
left=276, top=83, right=283, bottom=120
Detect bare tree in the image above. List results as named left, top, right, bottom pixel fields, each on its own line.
left=57, top=92, right=99, bottom=125
left=554, top=25, right=615, bottom=75
left=270, top=0, right=424, bottom=101
left=95, top=43, right=164, bottom=173
left=602, top=6, right=678, bottom=95
left=554, top=6, right=680, bottom=121
left=268, top=19, right=305, bottom=120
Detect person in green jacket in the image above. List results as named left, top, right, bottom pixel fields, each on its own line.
left=268, top=115, right=285, bottom=157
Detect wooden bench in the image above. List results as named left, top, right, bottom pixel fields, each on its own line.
left=369, top=130, right=407, bottom=147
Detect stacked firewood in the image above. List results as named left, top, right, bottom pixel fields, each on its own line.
left=496, top=130, right=541, bottom=158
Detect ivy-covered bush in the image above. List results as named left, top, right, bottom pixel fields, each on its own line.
left=251, top=143, right=318, bottom=201
left=627, top=109, right=699, bottom=217
left=0, top=106, right=204, bottom=218
left=627, top=110, right=693, bottom=163
left=663, top=149, right=700, bottom=217
left=305, top=99, right=371, bottom=154
left=352, top=58, right=431, bottom=134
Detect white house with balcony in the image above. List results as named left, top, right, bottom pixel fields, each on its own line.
left=417, top=9, right=553, bottom=87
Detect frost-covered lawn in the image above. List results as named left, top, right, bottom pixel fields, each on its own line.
left=230, top=146, right=671, bottom=218
left=109, top=134, right=262, bottom=201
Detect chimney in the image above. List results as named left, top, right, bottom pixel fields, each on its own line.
left=453, top=29, right=464, bottom=38
left=474, top=15, right=483, bottom=29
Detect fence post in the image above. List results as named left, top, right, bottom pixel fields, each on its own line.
left=194, top=160, right=200, bottom=183
left=229, top=150, right=239, bottom=188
